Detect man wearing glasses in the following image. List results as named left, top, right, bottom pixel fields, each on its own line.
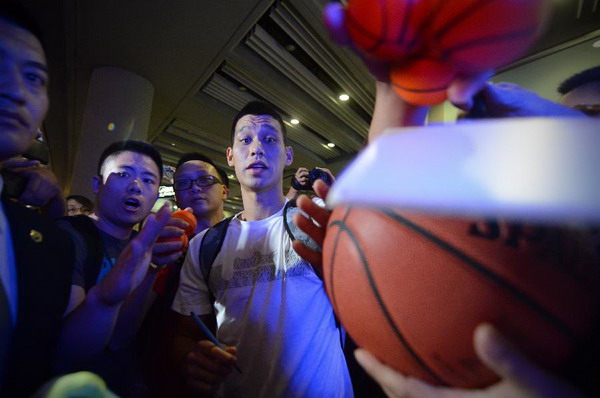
left=172, top=152, right=229, bottom=234
left=142, top=152, right=229, bottom=395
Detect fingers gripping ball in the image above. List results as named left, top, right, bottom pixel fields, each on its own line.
left=390, top=59, right=456, bottom=105
left=156, top=210, right=196, bottom=256
left=157, top=233, right=189, bottom=255
left=171, top=210, right=197, bottom=237
left=322, top=206, right=598, bottom=388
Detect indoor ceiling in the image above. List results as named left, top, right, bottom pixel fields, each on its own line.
left=21, top=0, right=600, bottom=213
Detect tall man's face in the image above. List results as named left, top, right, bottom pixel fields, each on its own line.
left=173, top=160, right=228, bottom=219
left=92, top=151, right=160, bottom=228
left=0, top=18, right=48, bottom=161
left=226, top=114, right=292, bottom=193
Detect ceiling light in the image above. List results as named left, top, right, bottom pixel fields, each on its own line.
left=339, top=94, right=350, bottom=101
left=593, top=39, right=600, bottom=48
left=228, top=174, right=235, bottom=179
left=290, top=119, right=300, bottom=125
left=107, top=122, right=115, bottom=131
left=171, top=143, right=175, bottom=146
left=327, top=142, right=336, bottom=148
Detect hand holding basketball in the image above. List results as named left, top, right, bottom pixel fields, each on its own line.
left=355, top=324, right=586, bottom=398
left=152, top=209, right=197, bottom=265
left=322, top=208, right=598, bottom=388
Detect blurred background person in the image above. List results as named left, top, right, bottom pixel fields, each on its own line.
left=66, top=194, right=93, bottom=216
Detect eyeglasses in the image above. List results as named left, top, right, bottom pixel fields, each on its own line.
left=173, top=175, right=222, bottom=191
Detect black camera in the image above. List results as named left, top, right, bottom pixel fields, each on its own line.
left=291, top=168, right=333, bottom=191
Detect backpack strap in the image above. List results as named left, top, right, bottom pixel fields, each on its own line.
left=199, top=216, right=233, bottom=300
left=60, top=215, right=104, bottom=292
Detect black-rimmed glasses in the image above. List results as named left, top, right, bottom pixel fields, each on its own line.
left=173, top=175, right=222, bottom=191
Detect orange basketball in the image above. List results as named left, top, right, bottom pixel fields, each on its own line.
left=171, top=210, right=197, bottom=237
left=343, top=0, right=549, bottom=105
left=323, top=206, right=598, bottom=388
left=390, top=59, right=456, bottom=105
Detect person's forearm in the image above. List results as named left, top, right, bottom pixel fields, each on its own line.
left=108, top=270, right=159, bottom=351
left=369, top=81, right=429, bottom=142
left=285, top=186, right=298, bottom=200
left=56, top=288, right=122, bottom=371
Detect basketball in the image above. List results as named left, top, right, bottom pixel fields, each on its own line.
left=343, top=0, right=550, bottom=105
left=390, top=59, right=455, bottom=105
left=322, top=206, right=598, bottom=388
left=171, top=210, right=197, bottom=237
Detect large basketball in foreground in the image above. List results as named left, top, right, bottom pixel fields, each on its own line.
left=323, top=206, right=598, bottom=388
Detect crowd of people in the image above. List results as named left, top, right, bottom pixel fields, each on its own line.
left=1, top=1, right=599, bottom=397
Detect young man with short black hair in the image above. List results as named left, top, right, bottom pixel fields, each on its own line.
left=170, top=101, right=352, bottom=397
left=58, top=139, right=183, bottom=395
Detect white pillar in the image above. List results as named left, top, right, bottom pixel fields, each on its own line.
left=69, top=67, right=154, bottom=199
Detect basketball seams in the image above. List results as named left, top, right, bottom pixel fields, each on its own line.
left=382, top=210, right=580, bottom=344
left=346, top=0, right=388, bottom=55
left=328, top=216, right=449, bottom=385
left=431, top=0, right=495, bottom=42
left=394, top=0, right=416, bottom=52
left=406, top=0, right=449, bottom=52
left=325, top=207, right=353, bottom=321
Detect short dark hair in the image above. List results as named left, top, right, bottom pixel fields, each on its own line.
left=558, top=66, right=600, bottom=95
left=66, top=195, right=94, bottom=212
left=230, top=101, right=287, bottom=144
left=97, top=140, right=163, bottom=180
left=0, top=2, right=47, bottom=53
left=175, top=152, right=229, bottom=188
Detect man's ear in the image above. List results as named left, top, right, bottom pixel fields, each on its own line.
left=285, top=146, right=293, bottom=167
left=92, top=175, right=101, bottom=195
left=221, top=185, right=229, bottom=200
left=226, top=147, right=234, bottom=167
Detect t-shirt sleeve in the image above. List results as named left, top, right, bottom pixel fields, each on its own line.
left=57, top=219, right=87, bottom=287
left=172, top=230, right=214, bottom=316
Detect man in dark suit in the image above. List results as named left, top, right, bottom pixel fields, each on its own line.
left=0, top=4, right=176, bottom=396
left=0, top=3, right=76, bottom=395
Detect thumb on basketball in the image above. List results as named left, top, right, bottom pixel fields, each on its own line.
left=473, top=323, right=582, bottom=397
left=447, top=71, right=492, bottom=111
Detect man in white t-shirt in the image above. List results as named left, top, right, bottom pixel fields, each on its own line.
left=171, top=101, right=352, bottom=397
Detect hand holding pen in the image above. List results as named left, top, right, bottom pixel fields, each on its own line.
left=184, top=312, right=241, bottom=394
left=190, top=312, right=242, bottom=374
